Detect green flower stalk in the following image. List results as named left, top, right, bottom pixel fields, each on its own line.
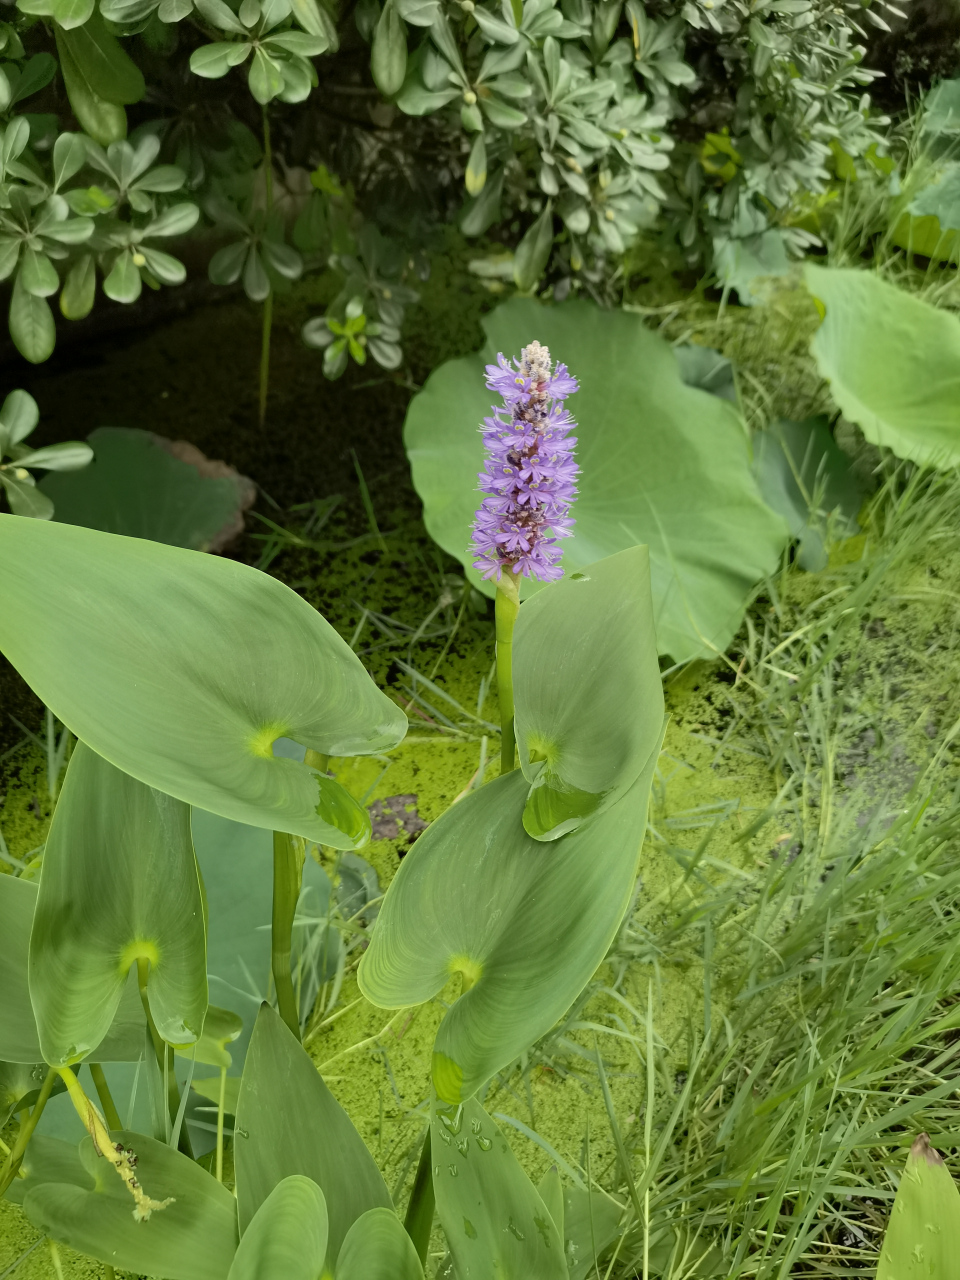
left=470, top=339, right=580, bottom=773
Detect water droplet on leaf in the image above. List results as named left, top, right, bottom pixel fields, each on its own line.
left=440, top=1106, right=463, bottom=1135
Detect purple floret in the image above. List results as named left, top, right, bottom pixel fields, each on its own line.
left=470, top=339, right=580, bottom=583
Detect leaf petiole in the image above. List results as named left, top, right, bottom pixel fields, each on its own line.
left=495, top=567, right=521, bottom=775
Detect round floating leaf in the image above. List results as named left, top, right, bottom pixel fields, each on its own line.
left=0, top=515, right=406, bottom=845
left=29, top=742, right=207, bottom=1066
left=0, top=875, right=144, bottom=1064
left=40, top=427, right=255, bottom=552
left=23, top=1131, right=239, bottom=1280
left=234, top=1004, right=392, bottom=1269
left=878, top=1135, right=960, bottom=1280
left=513, top=547, right=664, bottom=840
left=336, top=1206, right=425, bottom=1280
left=403, top=297, right=786, bottom=662
left=805, top=264, right=960, bottom=469
left=228, top=1176, right=328, bottom=1280
left=431, top=1097, right=566, bottom=1280
left=359, top=754, right=660, bottom=1102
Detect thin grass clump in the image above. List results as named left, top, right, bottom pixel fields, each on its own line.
left=489, top=464, right=960, bottom=1280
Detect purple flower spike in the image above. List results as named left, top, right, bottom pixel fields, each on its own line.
left=470, top=340, right=580, bottom=583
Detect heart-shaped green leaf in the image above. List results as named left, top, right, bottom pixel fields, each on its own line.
left=234, top=1004, right=392, bottom=1268
left=0, top=515, right=406, bottom=845
left=228, top=1176, right=328, bottom=1280
left=359, top=754, right=659, bottom=1103
left=336, top=1206, right=425, bottom=1280
left=182, top=1005, right=244, bottom=1070
left=562, top=1186, right=623, bottom=1280
left=431, top=1096, right=566, bottom=1280
left=3, top=1132, right=88, bottom=1206
left=805, top=264, right=960, bottom=469
left=0, top=874, right=144, bottom=1064
left=23, top=1130, right=239, bottom=1280
left=402, top=297, right=786, bottom=662
left=29, top=741, right=208, bottom=1066
left=513, top=546, right=663, bottom=840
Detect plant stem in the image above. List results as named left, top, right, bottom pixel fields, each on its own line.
left=272, top=830, right=305, bottom=1041
left=259, top=293, right=273, bottom=430
left=136, top=959, right=193, bottom=1158
left=259, top=106, right=274, bottom=430
left=403, top=1128, right=435, bottom=1265
left=215, top=1066, right=226, bottom=1183
left=495, top=567, right=521, bottom=774
left=48, top=1239, right=65, bottom=1280
left=0, top=1067, right=56, bottom=1196
left=89, top=1063, right=122, bottom=1131
left=305, top=747, right=330, bottom=774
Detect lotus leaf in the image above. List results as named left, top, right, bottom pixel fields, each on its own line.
left=805, top=265, right=960, bottom=469
left=403, top=297, right=786, bottom=662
